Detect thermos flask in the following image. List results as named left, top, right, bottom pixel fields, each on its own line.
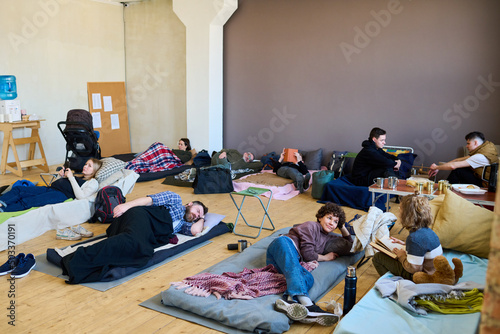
left=343, top=266, right=357, bottom=315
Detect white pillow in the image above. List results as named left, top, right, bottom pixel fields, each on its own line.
left=203, top=213, right=226, bottom=232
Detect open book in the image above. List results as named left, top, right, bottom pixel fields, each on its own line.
left=369, top=235, right=405, bottom=259
left=283, top=148, right=298, bottom=163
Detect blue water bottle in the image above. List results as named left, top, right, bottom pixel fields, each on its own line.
left=0, top=75, right=17, bottom=100
left=343, top=266, right=357, bottom=315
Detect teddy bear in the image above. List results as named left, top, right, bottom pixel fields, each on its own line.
left=413, top=255, right=463, bottom=285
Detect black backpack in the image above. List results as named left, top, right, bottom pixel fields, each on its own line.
left=192, top=150, right=212, bottom=167
left=92, top=186, right=126, bottom=223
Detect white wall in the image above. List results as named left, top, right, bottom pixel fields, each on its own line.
left=0, top=0, right=125, bottom=166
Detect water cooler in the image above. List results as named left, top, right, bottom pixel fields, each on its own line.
left=0, top=75, right=21, bottom=122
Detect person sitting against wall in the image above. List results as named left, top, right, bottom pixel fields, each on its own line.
left=272, top=149, right=311, bottom=193
left=428, top=131, right=498, bottom=187
left=211, top=149, right=263, bottom=170
left=173, top=138, right=197, bottom=165
left=350, top=127, right=401, bottom=187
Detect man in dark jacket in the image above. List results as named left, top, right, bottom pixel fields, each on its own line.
left=350, top=128, right=401, bottom=186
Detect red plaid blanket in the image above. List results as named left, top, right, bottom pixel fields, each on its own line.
left=171, top=262, right=318, bottom=300
left=125, top=142, right=183, bottom=173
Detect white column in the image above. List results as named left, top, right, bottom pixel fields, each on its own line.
left=173, top=0, right=237, bottom=153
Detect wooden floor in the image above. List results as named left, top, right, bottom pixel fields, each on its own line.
left=0, top=166, right=407, bottom=333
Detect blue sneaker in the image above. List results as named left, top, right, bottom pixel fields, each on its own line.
left=10, top=254, right=36, bottom=278
left=0, top=253, right=25, bottom=276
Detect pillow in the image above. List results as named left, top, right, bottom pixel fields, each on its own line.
left=432, top=190, right=494, bottom=258
left=428, top=194, right=445, bottom=228
left=95, top=157, right=126, bottom=183
left=302, top=148, right=323, bottom=170
left=202, top=213, right=226, bottom=232
left=397, top=153, right=417, bottom=179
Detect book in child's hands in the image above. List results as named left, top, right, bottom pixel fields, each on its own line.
left=369, top=235, right=405, bottom=259
left=283, top=148, right=298, bottom=163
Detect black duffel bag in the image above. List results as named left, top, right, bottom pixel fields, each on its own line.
left=192, top=166, right=234, bottom=194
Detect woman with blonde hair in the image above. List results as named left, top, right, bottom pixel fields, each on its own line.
left=0, top=158, right=102, bottom=240
left=372, top=192, right=442, bottom=280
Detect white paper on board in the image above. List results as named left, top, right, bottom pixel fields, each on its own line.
left=92, top=93, right=102, bottom=109
left=92, top=112, right=102, bottom=128
left=110, top=114, right=120, bottom=130
left=103, top=96, right=113, bottom=112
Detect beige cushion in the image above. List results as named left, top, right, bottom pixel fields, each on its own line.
left=95, top=157, right=126, bottom=183
left=428, top=194, right=445, bottom=229
left=432, top=190, right=494, bottom=258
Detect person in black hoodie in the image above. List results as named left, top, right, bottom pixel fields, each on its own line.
left=350, top=128, right=401, bottom=186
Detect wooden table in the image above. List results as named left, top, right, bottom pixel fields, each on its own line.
left=0, top=120, right=49, bottom=177
left=369, top=179, right=438, bottom=211
left=369, top=179, right=496, bottom=210
left=434, top=188, right=496, bottom=207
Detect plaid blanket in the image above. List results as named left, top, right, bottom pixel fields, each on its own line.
left=171, top=262, right=318, bottom=300
left=125, top=142, right=183, bottom=173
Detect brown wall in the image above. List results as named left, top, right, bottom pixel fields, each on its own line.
left=223, top=0, right=500, bottom=167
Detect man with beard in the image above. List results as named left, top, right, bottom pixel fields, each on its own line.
left=61, top=191, right=208, bottom=283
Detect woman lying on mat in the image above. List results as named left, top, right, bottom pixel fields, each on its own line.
left=0, top=158, right=102, bottom=240
left=266, top=202, right=353, bottom=326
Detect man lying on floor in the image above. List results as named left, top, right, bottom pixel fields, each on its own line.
left=60, top=191, right=208, bottom=284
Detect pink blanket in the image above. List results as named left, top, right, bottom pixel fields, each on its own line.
left=171, top=262, right=318, bottom=300
left=232, top=170, right=316, bottom=201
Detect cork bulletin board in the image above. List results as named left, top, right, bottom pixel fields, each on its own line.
left=87, top=82, right=131, bottom=156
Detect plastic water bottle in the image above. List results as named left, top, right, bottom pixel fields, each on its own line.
left=343, top=266, right=357, bottom=315
left=0, top=75, right=17, bottom=100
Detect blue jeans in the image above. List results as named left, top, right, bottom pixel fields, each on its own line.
left=277, top=166, right=305, bottom=192
left=0, top=186, right=68, bottom=212
left=266, top=236, right=314, bottom=299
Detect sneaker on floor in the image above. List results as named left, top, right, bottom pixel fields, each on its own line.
left=298, top=313, right=339, bottom=326
left=11, top=254, right=36, bottom=278
left=301, top=304, right=339, bottom=326
left=71, top=224, right=93, bottom=238
left=274, top=298, right=308, bottom=321
left=0, top=253, right=25, bottom=276
left=56, top=228, right=82, bottom=241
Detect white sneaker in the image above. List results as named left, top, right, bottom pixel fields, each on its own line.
left=71, top=225, right=93, bottom=238
left=56, top=228, right=82, bottom=241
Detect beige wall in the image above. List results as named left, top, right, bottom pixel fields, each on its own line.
left=0, top=0, right=125, bottom=166
left=124, top=0, right=187, bottom=153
